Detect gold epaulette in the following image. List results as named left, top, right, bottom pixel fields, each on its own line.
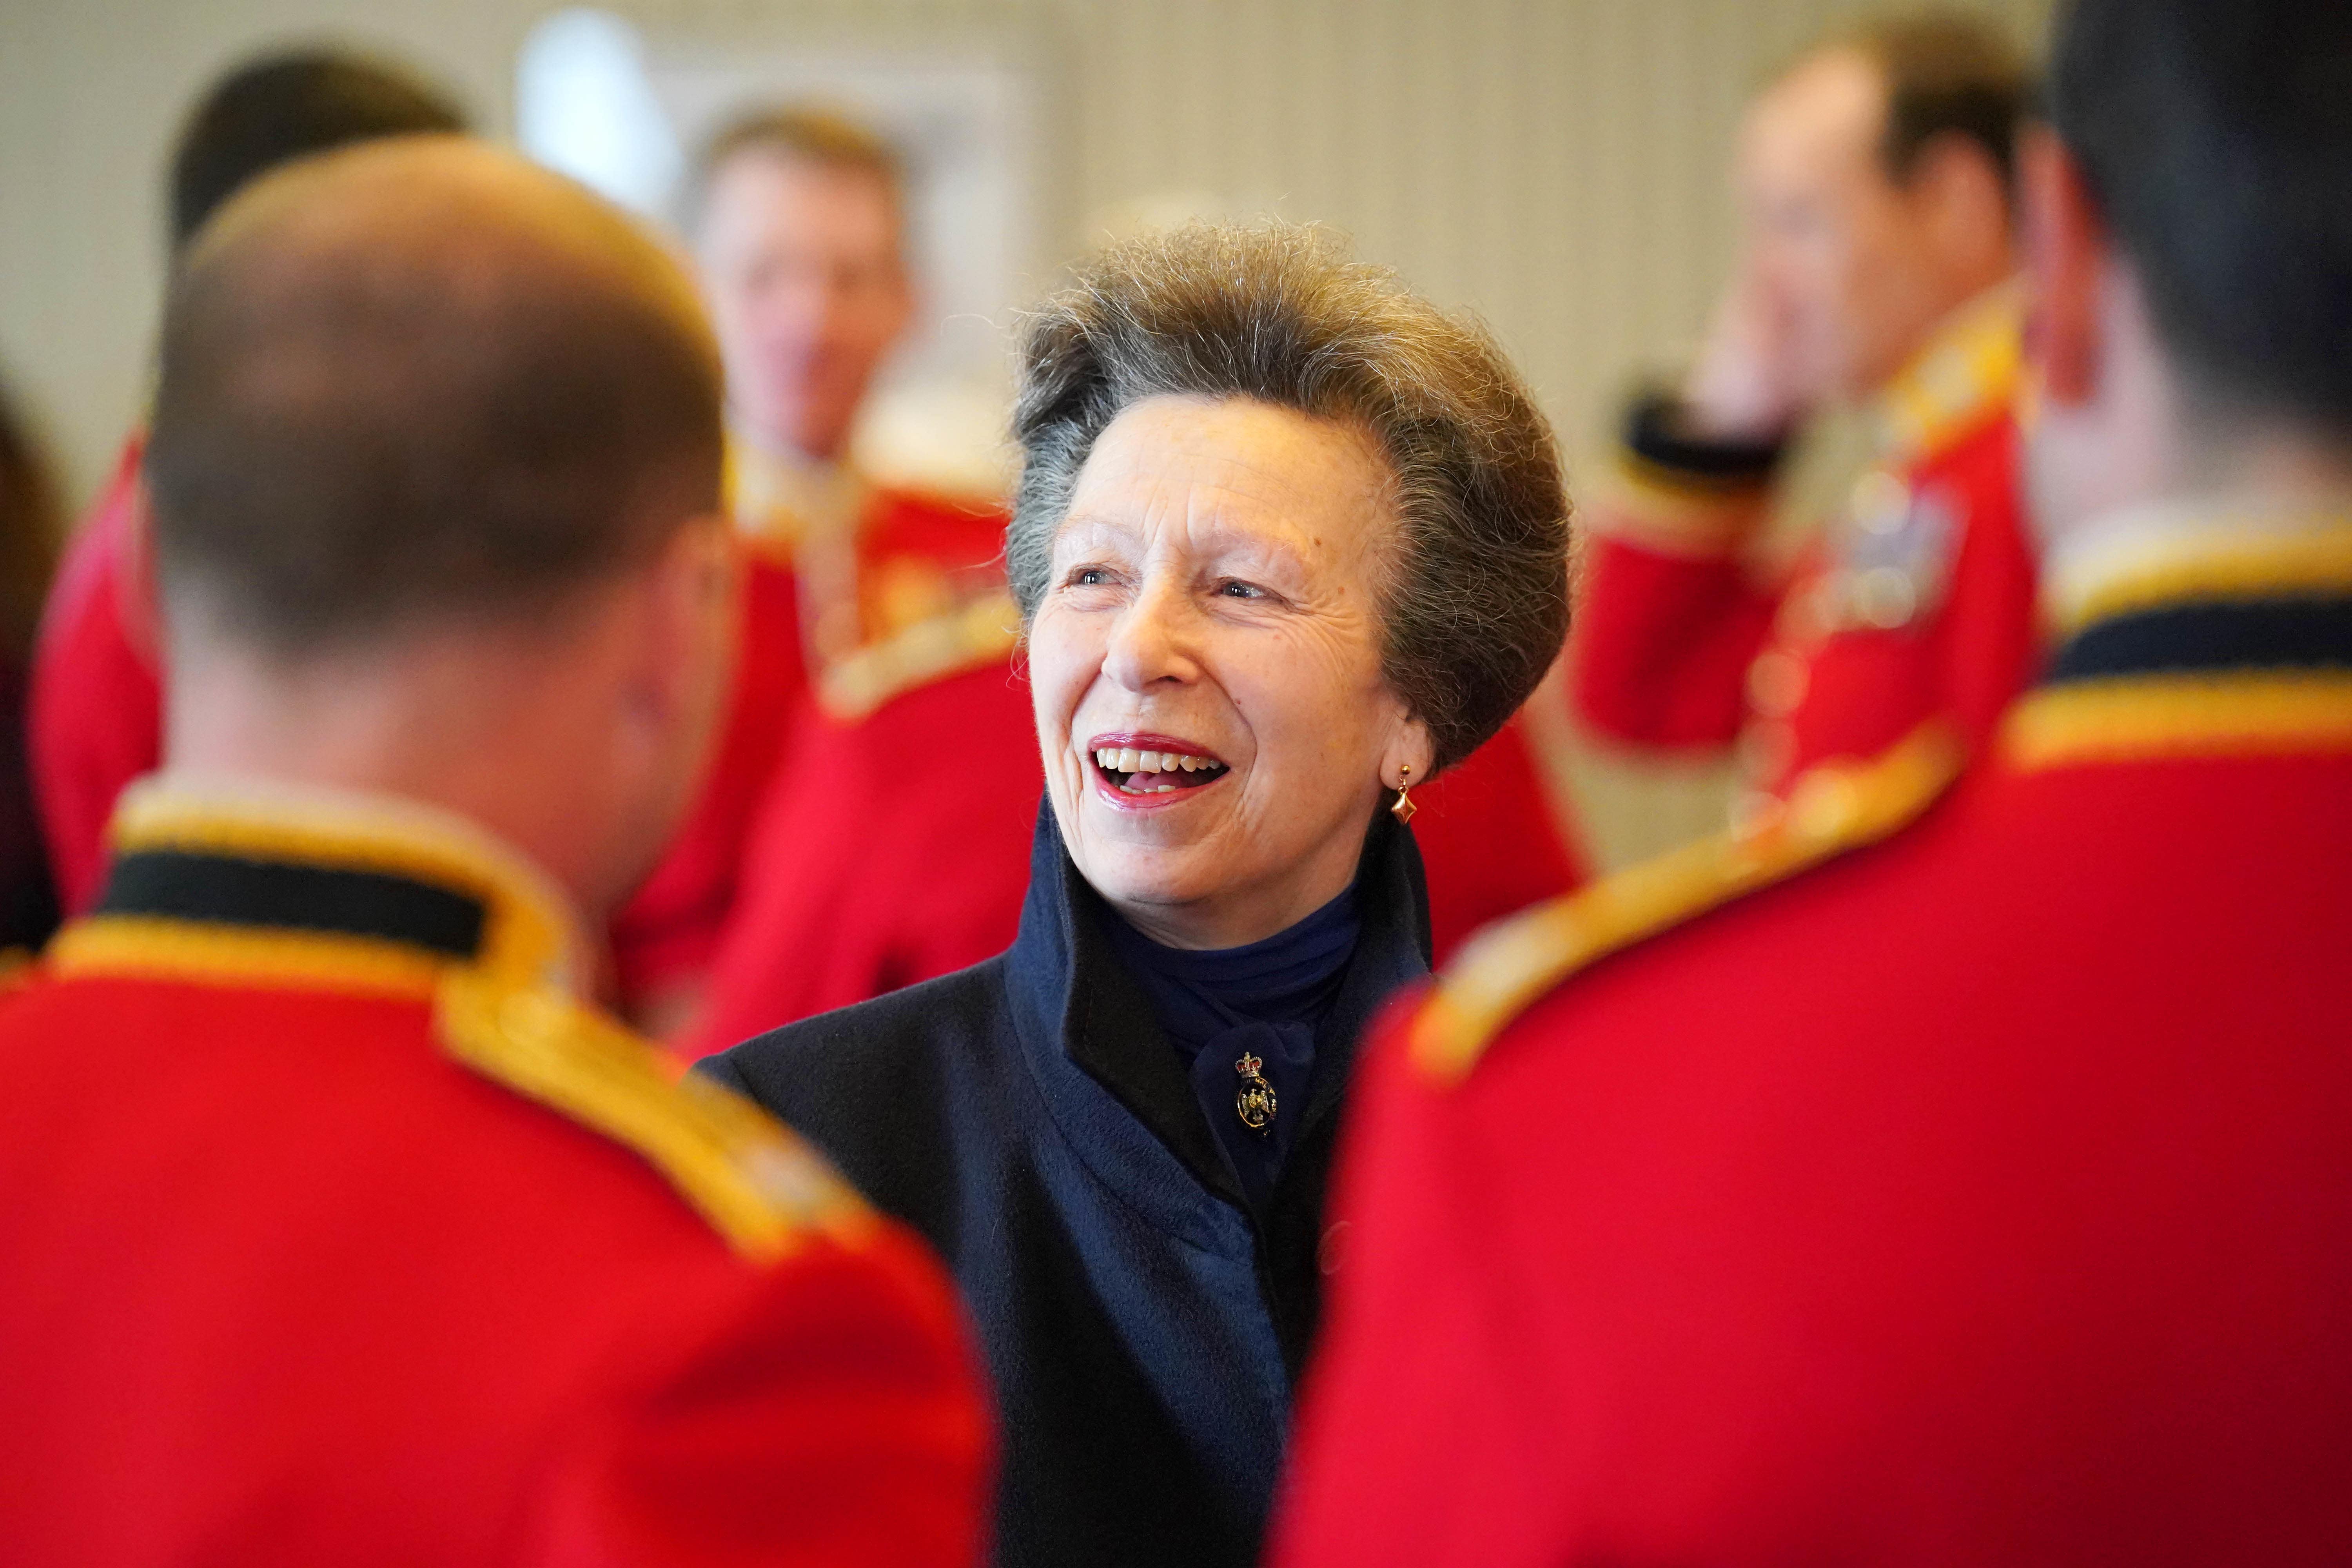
left=435, top=970, right=873, bottom=1263
left=1874, top=283, right=2023, bottom=462
left=817, top=589, right=1022, bottom=722
left=1411, top=720, right=1966, bottom=1085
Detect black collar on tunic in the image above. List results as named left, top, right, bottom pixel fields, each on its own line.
left=1003, top=801, right=1432, bottom=1217
left=95, top=847, right=490, bottom=958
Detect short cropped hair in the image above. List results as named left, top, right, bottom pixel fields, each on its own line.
left=145, top=145, right=723, bottom=657
left=1836, top=13, right=2034, bottom=196
left=169, top=50, right=466, bottom=254
left=1008, top=223, right=1570, bottom=773
left=682, top=105, right=904, bottom=235
left=2051, top=0, right=2352, bottom=431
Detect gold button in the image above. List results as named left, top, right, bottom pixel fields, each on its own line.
left=1747, top=649, right=1810, bottom=718
left=1788, top=770, right=1860, bottom=840
left=1851, top=566, right=1919, bottom=629
left=1849, top=470, right=1911, bottom=535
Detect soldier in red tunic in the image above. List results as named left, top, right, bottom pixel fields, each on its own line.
left=28, top=50, right=468, bottom=918
left=1277, top=3, right=2352, bottom=1562
left=0, top=138, right=987, bottom=1566
left=1569, top=16, right=2039, bottom=822
left=610, top=107, right=1014, bottom=1032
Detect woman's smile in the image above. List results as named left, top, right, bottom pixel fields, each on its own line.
left=1086, top=730, right=1232, bottom=806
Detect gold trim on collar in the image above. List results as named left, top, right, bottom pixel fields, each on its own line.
left=2048, top=522, right=2352, bottom=636
left=47, top=918, right=448, bottom=999
left=103, top=783, right=572, bottom=990
left=1412, top=720, right=1965, bottom=1085
left=2003, top=672, right=2352, bottom=771
left=51, top=779, right=872, bottom=1263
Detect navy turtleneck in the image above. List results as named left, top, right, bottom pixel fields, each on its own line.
left=1101, top=885, right=1362, bottom=1211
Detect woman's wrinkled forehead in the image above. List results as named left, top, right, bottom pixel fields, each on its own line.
left=1053, top=394, right=1398, bottom=567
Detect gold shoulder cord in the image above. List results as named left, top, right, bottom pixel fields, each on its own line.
left=1412, top=720, right=1965, bottom=1085
left=434, top=969, right=873, bottom=1263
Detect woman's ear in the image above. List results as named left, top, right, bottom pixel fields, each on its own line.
left=1382, top=713, right=1436, bottom=792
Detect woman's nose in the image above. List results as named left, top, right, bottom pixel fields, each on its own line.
left=1101, top=576, right=1200, bottom=693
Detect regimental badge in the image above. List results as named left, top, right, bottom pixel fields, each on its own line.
left=1234, top=1051, right=1277, bottom=1136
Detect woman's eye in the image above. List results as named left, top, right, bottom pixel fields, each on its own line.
left=1218, top=579, right=1267, bottom=600
left=1067, top=566, right=1111, bottom=588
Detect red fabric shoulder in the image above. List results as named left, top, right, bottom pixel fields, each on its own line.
left=29, top=437, right=163, bottom=914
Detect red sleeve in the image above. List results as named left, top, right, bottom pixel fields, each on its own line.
left=682, top=662, right=1036, bottom=1059
left=609, top=551, right=806, bottom=1009
left=1568, top=529, right=1782, bottom=750
left=29, top=445, right=162, bottom=913
left=521, top=1225, right=993, bottom=1568
left=1411, top=716, right=1585, bottom=964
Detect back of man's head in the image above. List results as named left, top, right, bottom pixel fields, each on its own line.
left=169, top=49, right=466, bottom=255
left=2050, top=0, right=2352, bottom=434
left=145, top=136, right=724, bottom=660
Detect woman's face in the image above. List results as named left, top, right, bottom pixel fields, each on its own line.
left=1030, top=394, right=1430, bottom=950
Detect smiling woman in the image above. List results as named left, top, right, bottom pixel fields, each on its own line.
left=702, top=222, right=1571, bottom=1568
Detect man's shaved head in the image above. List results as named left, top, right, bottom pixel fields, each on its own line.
left=146, top=136, right=724, bottom=657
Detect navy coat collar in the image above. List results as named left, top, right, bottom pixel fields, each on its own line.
left=1001, top=801, right=1431, bottom=1345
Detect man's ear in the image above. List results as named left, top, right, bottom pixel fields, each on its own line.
left=630, top=512, right=737, bottom=753
left=116, top=477, right=162, bottom=666
left=2021, top=124, right=2107, bottom=407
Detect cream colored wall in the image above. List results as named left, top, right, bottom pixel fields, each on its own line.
left=0, top=0, right=2052, bottom=865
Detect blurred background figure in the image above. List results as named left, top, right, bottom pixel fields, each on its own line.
left=613, top=105, right=1025, bottom=1038
left=28, top=47, right=466, bottom=920
left=0, top=136, right=987, bottom=1566
left=1280, top=0, right=2352, bottom=1559
left=0, top=376, right=60, bottom=957
left=1569, top=11, right=2040, bottom=825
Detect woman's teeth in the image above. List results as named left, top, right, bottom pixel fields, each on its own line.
left=1093, top=746, right=1228, bottom=793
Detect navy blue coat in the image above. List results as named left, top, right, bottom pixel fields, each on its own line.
left=702, top=805, right=1431, bottom=1568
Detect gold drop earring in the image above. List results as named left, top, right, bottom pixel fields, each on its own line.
left=1389, top=763, right=1417, bottom=825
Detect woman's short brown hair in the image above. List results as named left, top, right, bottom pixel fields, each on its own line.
left=1008, top=222, right=1570, bottom=772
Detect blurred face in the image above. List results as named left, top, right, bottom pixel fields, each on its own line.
left=695, top=150, right=913, bottom=462
left=1029, top=395, right=1430, bottom=951
left=1733, top=50, right=1989, bottom=403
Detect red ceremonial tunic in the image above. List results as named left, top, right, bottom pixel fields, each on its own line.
left=0, top=780, right=990, bottom=1567
left=1277, top=514, right=2352, bottom=1567
left=682, top=613, right=1038, bottom=1059
left=29, top=433, right=161, bottom=915
left=607, top=451, right=1010, bottom=1014
left=1570, top=287, right=2039, bottom=812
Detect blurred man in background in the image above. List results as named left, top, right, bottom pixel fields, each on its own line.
left=0, top=137, right=986, bottom=1565
left=612, top=106, right=1023, bottom=1034
left=1570, top=13, right=2038, bottom=822
left=29, top=48, right=467, bottom=918
left=1281, top=0, right=2352, bottom=1559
